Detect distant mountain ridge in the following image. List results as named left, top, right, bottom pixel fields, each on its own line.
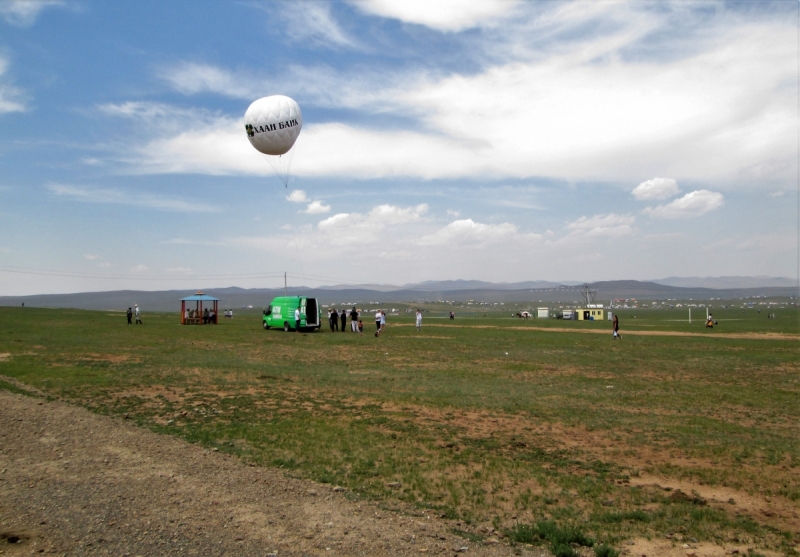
left=400, top=280, right=582, bottom=291
left=651, top=276, right=796, bottom=289
left=327, top=277, right=792, bottom=292
left=321, top=280, right=578, bottom=292
left=0, top=278, right=794, bottom=312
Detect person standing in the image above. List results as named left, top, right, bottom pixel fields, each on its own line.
left=375, top=310, right=382, bottom=332
left=294, top=306, right=301, bottom=332
left=340, top=308, right=347, bottom=332
left=380, top=310, right=387, bottom=333
left=134, top=304, right=142, bottom=325
left=127, top=307, right=133, bottom=325
left=612, top=315, right=620, bottom=339
left=329, top=308, right=338, bottom=332
left=350, top=306, right=359, bottom=333
left=416, top=309, right=422, bottom=331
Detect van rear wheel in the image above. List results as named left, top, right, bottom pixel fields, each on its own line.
left=283, top=322, right=290, bottom=332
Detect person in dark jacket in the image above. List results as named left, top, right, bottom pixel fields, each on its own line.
left=350, top=306, right=359, bottom=332
left=340, top=308, right=347, bottom=332
left=126, top=307, right=132, bottom=325
left=330, top=308, right=338, bottom=332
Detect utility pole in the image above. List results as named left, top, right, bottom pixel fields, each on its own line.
left=284, top=272, right=287, bottom=296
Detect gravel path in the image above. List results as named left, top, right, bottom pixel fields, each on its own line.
left=0, top=390, right=535, bottom=557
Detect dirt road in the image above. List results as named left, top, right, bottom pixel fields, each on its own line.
left=0, top=390, right=528, bottom=557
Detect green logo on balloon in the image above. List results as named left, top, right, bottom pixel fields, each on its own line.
left=245, top=124, right=254, bottom=138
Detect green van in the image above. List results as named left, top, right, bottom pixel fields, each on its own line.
left=262, top=296, right=321, bottom=332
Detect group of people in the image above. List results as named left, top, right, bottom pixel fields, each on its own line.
left=327, top=307, right=361, bottom=334
left=327, top=307, right=392, bottom=337
left=126, top=304, right=141, bottom=325
left=185, top=307, right=216, bottom=324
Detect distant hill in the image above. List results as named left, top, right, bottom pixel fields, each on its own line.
left=652, top=276, right=796, bottom=289
left=400, top=279, right=580, bottom=291
left=322, top=279, right=580, bottom=291
left=1, top=280, right=795, bottom=312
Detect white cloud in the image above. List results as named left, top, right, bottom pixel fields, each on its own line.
left=418, top=219, right=523, bottom=247
left=166, top=267, right=193, bottom=274
left=96, top=262, right=112, bottom=268
left=317, top=203, right=428, bottom=238
left=565, top=213, right=636, bottom=238
left=97, top=101, right=227, bottom=135
left=130, top=264, right=148, bottom=273
left=159, top=61, right=396, bottom=111
left=47, top=183, right=220, bottom=213
left=632, top=178, right=680, bottom=201
left=735, top=232, right=795, bottom=253
left=304, top=200, right=331, bottom=214
left=286, top=189, right=329, bottom=214
left=286, top=189, right=309, bottom=203
left=83, top=254, right=101, bottom=260
left=278, top=3, right=358, bottom=48
left=768, top=191, right=785, bottom=199
left=643, top=190, right=724, bottom=219
left=317, top=213, right=349, bottom=230
left=226, top=203, right=431, bottom=255
left=0, top=56, right=26, bottom=113
left=102, top=112, right=268, bottom=176
left=124, top=15, right=795, bottom=188
left=98, top=5, right=796, bottom=194
left=351, top=0, right=520, bottom=32
left=158, top=63, right=244, bottom=98
left=0, top=0, right=62, bottom=26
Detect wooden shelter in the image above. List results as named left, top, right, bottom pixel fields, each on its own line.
left=181, top=292, right=219, bottom=325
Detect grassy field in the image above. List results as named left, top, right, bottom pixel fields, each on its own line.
left=0, top=305, right=797, bottom=556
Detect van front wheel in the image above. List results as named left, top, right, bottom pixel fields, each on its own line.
left=283, top=322, right=290, bottom=332
left=263, top=321, right=270, bottom=330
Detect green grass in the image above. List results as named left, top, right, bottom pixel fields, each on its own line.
left=508, top=520, right=594, bottom=557
left=0, top=305, right=797, bottom=555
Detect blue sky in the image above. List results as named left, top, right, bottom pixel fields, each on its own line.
left=0, top=0, right=797, bottom=295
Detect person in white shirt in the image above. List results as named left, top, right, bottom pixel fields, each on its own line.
left=134, top=304, right=142, bottom=325
left=294, top=307, right=301, bottom=332
left=416, top=309, right=422, bottom=331
left=380, top=310, right=387, bottom=332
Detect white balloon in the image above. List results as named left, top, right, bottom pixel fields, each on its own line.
left=244, top=95, right=303, bottom=156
